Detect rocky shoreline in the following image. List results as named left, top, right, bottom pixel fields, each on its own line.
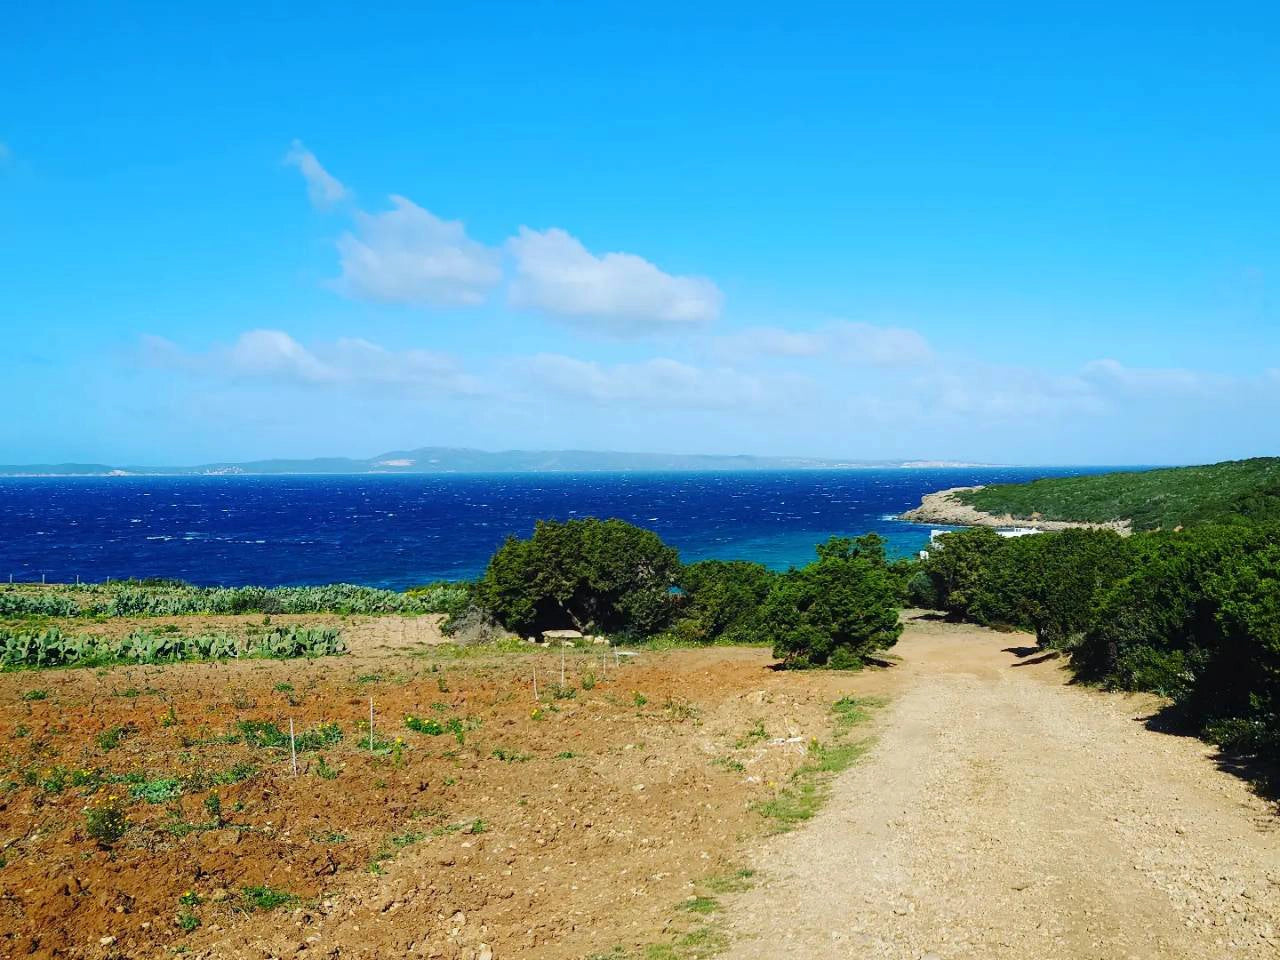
left=899, top=486, right=1133, bottom=534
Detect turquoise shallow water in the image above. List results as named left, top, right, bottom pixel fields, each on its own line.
left=0, top=467, right=1120, bottom=588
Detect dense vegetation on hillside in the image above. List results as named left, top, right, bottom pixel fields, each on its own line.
left=954, top=457, right=1280, bottom=530
left=914, top=523, right=1280, bottom=760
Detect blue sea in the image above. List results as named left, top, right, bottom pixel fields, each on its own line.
left=0, top=468, right=1116, bottom=589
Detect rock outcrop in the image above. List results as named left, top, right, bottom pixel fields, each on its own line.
left=900, top=486, right=1132, bottom=534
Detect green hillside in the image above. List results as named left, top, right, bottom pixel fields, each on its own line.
left=955, top=457, right=1280, bottom=530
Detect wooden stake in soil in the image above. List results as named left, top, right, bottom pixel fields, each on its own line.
left=560, top=644, right=565, bottom=687
left=532, top=668, right=539, bottom=701
left=289, top=718, right=298, bottom=776
left=369, top=697, right=374, bottom=752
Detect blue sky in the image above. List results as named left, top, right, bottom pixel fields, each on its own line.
left=2, top=1, right=1277, bottom=466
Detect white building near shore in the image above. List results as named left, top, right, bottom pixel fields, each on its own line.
left=919, top=526, right=1042, bottom=559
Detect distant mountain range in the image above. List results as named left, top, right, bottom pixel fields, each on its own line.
left=0, top=447, right=997, bottom=476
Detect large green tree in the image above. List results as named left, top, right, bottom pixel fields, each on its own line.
left=478, top=518, right=680, bottom=636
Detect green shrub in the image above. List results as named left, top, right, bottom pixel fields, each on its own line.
left=761, top=534, right=902, bottom=669
left=0, top=625, right=344, bottom=670
left=0, top=581, right=450, bottom=620
left=404, top=715, right=444, bottom=735
left=84, top=795, right=128, bottom=846
left=130, top=776, right=182, bottom=804
left=405, top=581, right=473, bottom=622
left=967, top=528, right=1132, bottom=646
left=905, top=570, right=941, bottom=609
left=203, top=793, right=223, bottom=825
left=239, top=886, right=296, bottom=911
left=477, top=518, right=680, bottom=637
left=918, top=527, right=1004, bottom=619
left=671, top=560, right=776, bottom=645
left=924, top=509, right=1280, bottom=760
left=95, top=724, right=136, bottom=751
left=237, top=720, right=342, bottom=752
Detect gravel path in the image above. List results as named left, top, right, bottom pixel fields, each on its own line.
left=723, top=616, right=1280, bottom=959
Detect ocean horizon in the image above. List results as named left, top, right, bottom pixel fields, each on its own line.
left=0, top=467, right=1122, bottom=589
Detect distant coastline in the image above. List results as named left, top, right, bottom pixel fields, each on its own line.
left=899, top=485, right=1133, bottom=534
left=0, top=446, right=1002, bottom=478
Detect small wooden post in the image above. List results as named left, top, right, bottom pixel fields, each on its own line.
left=532, top=668, right=539, bottom=701
left=289, top=718, right=298, bottom=776
left=369, top=697, right=374, bottom=751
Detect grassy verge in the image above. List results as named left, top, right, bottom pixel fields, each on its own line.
left=752, top=696, right=878, bottom=833
left=591, top=696, right=880, bottom=959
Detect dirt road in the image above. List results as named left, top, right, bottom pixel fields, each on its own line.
left=723, top=615, right=1280, bottom=960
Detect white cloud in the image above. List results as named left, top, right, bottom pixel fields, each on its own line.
left=143, top=330, right=482, bottom=394
left=284, top=147, right=721, bottom=325
left=327, top=336, right=478, bottom=388
left=228, top=329, right=337, bottom=383
left=520, top=353, right=790, bottom=410
left=1080, top=358, right=1211, bottom=395
left=915, top=357, right=1249, bottom=426
left=719, top=321, right=933, bottom=366
left=283, top=140, right=348, bottom=209
left=507, top=227, right=723, bottom=333
left=924, top=366, right=1104, bottom=420
left=336, top=196, right=502, bottom=307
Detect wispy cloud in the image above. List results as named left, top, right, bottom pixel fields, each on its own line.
left=283, top=140, right=348, bottom=209
left=1080, top=358, right=1213, bottom=396
left=922, top=365, right=1104, bottom=420
left=142, top=330, right=483, bottom=394
left=335, top=196, right=503, bottom=307
left=507, top=227, right=723, bottom=334
left=228, top=329, right=338, bottom=382
left=518, top=353, right=796, bottom=410
left=717, top=321, right=933, bottom=366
